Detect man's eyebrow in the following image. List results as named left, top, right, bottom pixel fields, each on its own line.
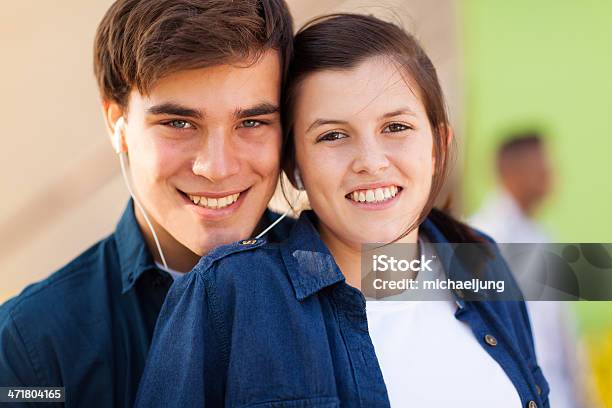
left=146, top=103, right=204, bottom=119
left=379, top=108, right=417, bottom=120
left=234, top=103, right=279, bottom=119
left=306, top=119, right=350, bottom=134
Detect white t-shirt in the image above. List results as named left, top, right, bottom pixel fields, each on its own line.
left=155, top=261, right=184, bottom=280
left=365, top=238, right=521, bottom=407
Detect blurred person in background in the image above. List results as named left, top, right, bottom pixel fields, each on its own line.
left=0, top=0, right=294, bottom=406
left=469, top=131, right=583, bottom=408
left=469, top=132, right=552, bottom=242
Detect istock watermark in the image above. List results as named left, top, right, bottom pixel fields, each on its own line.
left=372, top=254, right=434, bottom=272
left=361, top=242, right=612, bottom=301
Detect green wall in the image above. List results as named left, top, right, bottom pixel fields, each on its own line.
left=462, top=0, right=612, bottom=242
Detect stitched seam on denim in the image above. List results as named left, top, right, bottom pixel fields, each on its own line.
left=198, top=270, right=231, bottom=373
left=471, top=303, right=536, bottom=403
left=8, top=310, right=45, bottom=385
left=329, top=295, right=364, bottom=406
left=236, top=396, right=339, bottom=408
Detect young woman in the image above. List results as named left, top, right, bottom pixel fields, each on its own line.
left=136, top=14, right=549, bottom=408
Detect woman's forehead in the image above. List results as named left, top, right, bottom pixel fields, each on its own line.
left=294, top=58, right=426, bottom=122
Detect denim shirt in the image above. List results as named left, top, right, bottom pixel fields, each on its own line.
left=0, top=200, right=293, bottom=408
left=136, top=211, right=550, bottom=408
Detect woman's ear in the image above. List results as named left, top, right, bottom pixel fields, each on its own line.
left=445, top=125, right=454, bottom=148
left=432, top=124, right=454, bottom=174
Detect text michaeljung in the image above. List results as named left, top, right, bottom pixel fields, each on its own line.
left=371, top=277, right=505, bottom=294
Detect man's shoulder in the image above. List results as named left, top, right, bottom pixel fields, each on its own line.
left=0, top=234, right=116, bottom=324
left=194, top=238, right=290, bottom=296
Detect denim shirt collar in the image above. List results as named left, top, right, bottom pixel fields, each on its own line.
left=115, top=200, right=157, bottom=294
left=419, top=216, right=469, bottom=307
left=115, top=200, right=297, bottom=294
left=282, top=210, right=468, bottom=307
left=280, top=211, right=346, bottom=300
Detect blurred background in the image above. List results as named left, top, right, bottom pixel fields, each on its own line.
left=1, top=0, right=610, bottom=405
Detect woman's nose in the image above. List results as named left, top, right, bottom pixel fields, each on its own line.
left=350, top=137, right=390, bottom=175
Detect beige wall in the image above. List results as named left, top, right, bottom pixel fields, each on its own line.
left=0, top=0, right=460, bottom=301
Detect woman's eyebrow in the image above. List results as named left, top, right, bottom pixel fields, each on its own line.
left=379, top=108, right=416, bottom=120
left=306, top=119, right=349, bottom=133
left=306, top=108, right=416, bottom=133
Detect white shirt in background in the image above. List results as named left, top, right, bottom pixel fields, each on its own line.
left=469, top=188, right=581, bottom=408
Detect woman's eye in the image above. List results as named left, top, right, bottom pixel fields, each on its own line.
left=383, top=123, right=410, bottom=133
left=317, top=131, right=347, bottom=142
left=165, top=119, right=194, bottom=129
left=240, top=119, right=263, bottom=128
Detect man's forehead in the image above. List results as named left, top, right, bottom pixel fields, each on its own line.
left=130, top=54, right=281, bottom=115
left=152, top=51, right=280, bottom=90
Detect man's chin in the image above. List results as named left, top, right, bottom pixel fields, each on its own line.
left=191, top=232, right=251, bottom=256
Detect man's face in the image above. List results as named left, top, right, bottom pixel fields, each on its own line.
left=519, top=145, right=553, bottom=204
left=114, top=51, right=282, bottom=264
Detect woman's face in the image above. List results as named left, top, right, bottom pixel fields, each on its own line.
left=293, top=57, right=435, bottom=249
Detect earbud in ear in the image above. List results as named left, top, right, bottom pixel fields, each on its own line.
left=113, top=117, right=127, bottom=154
left=294, top=168, right=305, bottom=191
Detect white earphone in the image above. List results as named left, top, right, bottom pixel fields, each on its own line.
left=294, top=168, right=305, bottom=191
left=114, top=117, right=169, bottom=269
left=112, top=117, right=127, bottom=154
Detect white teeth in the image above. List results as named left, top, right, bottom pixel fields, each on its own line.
left=375, top=188, right=385, bottom=201
left=188, top=192, right=240, bottom=209
left=348, top=186, right=400, bottom=204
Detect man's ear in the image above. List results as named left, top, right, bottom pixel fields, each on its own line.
left=102, top=100, right=125, bottom=142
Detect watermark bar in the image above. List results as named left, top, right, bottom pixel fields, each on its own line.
left=0, top=387, right=65, bottom=403
left=361, top=242, right=612, bottom=301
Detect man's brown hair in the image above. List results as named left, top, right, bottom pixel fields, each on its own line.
left=93, top=0, right=293, bottom=108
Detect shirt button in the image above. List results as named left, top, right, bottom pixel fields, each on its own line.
left=240, top=239, right=257, bottom=245
left=528, top=401, right=537, bottom=408
left=484, top=334, right=498, bottom=346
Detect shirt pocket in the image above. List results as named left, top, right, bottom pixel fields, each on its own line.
left=241, top=396, right=340, bottom=408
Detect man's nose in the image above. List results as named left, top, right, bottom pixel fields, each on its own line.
left=192, top=129, right=241, bottom=182
left=351, top=136, right=390, bottom=175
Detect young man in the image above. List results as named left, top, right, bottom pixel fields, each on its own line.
left=0, top=0, right=293, bottom=406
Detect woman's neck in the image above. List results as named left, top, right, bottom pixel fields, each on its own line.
left=318, top=223, right=419, bottom=291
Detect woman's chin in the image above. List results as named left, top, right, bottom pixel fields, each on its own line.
left=347, top=229, right=409, bottom=246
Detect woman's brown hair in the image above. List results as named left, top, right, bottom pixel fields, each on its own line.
left=281, top=13, right=485, bottom=244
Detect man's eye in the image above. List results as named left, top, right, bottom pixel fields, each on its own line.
left=165, top=120, right=194, bottom=129
left=317, top=131, right=348, bottom=142
left=240, top=119, right=263, bottom=128
left=383, top=123, right=410, bottom=133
